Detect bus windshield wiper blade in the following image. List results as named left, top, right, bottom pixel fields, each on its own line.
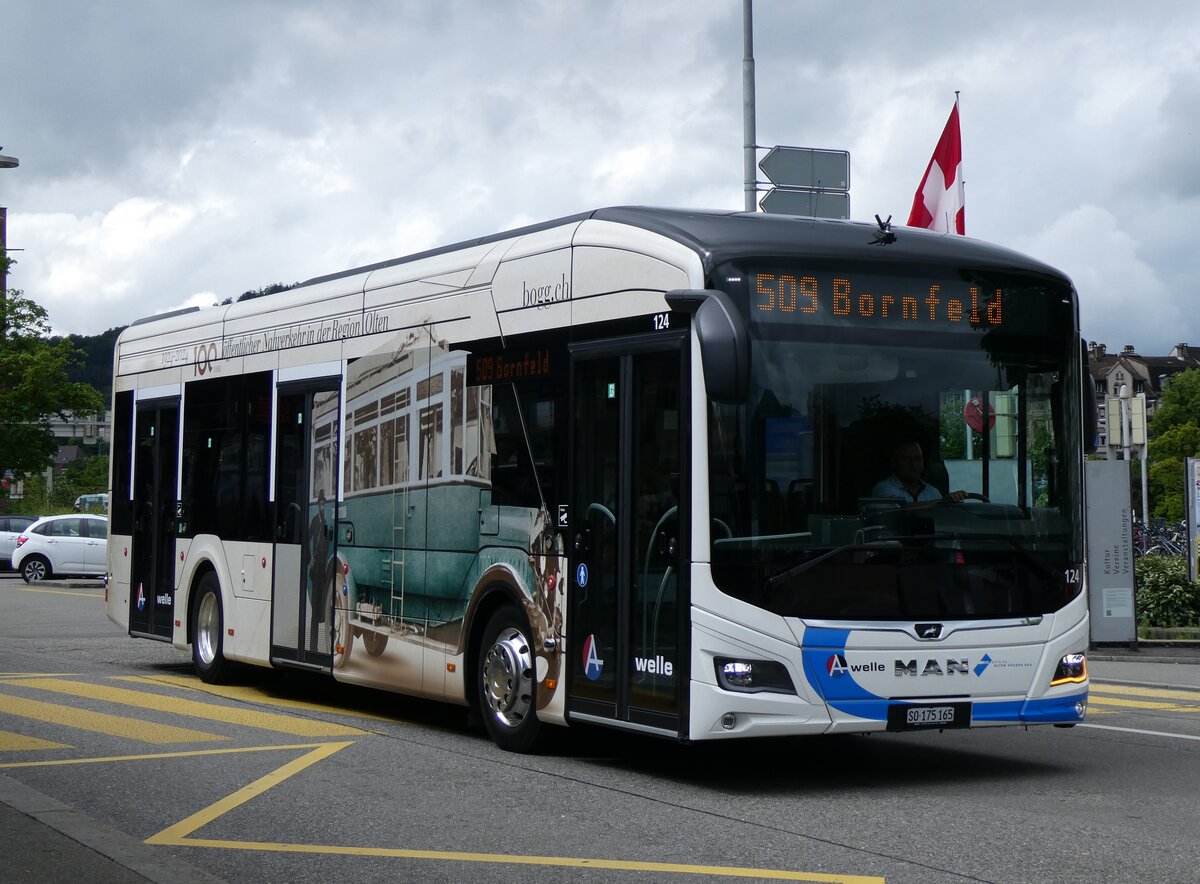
left=966, top=533, right=1063, bottom=582
left=763, top=537, right=929, bottom=594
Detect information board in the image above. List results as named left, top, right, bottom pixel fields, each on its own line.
left=1084, top=460, right=1137, bottom=644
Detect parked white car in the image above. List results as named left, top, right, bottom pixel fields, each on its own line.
left=12, top=514, right=108, bottom=583
left=0, top=514, right=40, bottom=571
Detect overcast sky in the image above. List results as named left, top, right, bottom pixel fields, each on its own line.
left=3, top=0, right=1197, bottom=354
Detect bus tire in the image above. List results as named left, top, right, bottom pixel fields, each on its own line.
left=477, top=606, right=545, bottom=753
left=192, top=572, right=230, bottom=684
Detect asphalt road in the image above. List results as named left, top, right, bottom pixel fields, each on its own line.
left=2, top=570, right=1199, bottom=884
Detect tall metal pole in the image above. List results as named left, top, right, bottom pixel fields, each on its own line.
left=742, top=0, right=757, bottom=212
left=0, top=153, right=19, bottom=340
left=0, top=206, right=8, bottom=341
left=1138, top=393, right=1149, bottom=523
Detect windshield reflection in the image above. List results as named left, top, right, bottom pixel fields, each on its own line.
left=708, top=332, right=1081, bottom=620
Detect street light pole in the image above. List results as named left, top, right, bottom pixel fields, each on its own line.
left=1, top=151, right=19, bottom=341
left=742, top=0, right=757, bottom=212
left=1, top=205, right=9, bottom=340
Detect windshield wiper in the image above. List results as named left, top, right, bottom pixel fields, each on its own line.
left=961, top=533, right=1064, bottom=583
left=764, top=534, right=926, bottom=594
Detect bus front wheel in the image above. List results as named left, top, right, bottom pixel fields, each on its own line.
left=192, top=573, right=230, bottom=684
left=477, top=607, right=545, bottom=753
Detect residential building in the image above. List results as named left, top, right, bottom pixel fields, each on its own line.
left=1087, top=343, right=1200, bottom=458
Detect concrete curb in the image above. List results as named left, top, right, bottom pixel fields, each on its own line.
left=1090, top=642, right=1200, bottom=665
left=0, top=774, right=225, bottom=884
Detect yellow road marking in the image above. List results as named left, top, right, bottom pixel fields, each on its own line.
left=1, top=728, right=877, bottom=882
left=159, top=838, right=885, bottom=882
left=0, top=729, right=70, bottom=751
left=17, top=586, right=103, bottom=598
left=146, top=742, right=882, bottom=882
left=0, top=742, right=344, bottom=769
left=1091, top=682, right=1200, bottom=703
left=148, top=741, right=353, bottom=844
left=0, top=673, right=78, bottom=679
left=1086, top=696, right=1195, bottom=712
left=117, top=674, right=397, bottom=723
left=0, top=693, right=224, bottom=744
left=4, top=678, right=365, bottom=737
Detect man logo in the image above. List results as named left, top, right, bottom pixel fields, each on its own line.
left=915, top=623, right=943, bottom=640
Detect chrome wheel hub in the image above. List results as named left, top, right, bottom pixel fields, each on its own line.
left=482, top=627, right=534, bottom=728
left=195, top=592, right=219, bottom=665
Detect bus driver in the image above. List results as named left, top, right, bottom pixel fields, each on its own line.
left=871, top=440, right=967, bottom=506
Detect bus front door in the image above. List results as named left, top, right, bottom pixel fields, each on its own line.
left=567, top=341, right=688, bottom=738
left=272, top=383, right=341, bottom=670
left=129, top=399, right=179, bottom=640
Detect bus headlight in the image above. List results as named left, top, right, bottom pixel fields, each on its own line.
left=714, top=657, right=796, bottom=694
left=1050, top=653, right=1087, bottom=686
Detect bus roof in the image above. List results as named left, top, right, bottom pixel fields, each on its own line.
left=300, top=207, right=1070, bottom=290
left=125, top=207, right=1072, bottom=332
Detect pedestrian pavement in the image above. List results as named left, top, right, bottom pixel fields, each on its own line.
left=1088, top=641, right=1200, bottom=689
left=0, top=773, right=224, bottom=884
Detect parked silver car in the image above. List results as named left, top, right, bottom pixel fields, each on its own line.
left=0, top=514, right=40, bottom=570
left=12, top=514, right=108, bottom=583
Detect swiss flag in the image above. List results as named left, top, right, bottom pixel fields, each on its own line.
left=907, top=101, right=964, bottom=234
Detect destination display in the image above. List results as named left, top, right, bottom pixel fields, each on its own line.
left=750, top=270, right=1004, bottom=331
left=466, top=347, right=556, bottom=385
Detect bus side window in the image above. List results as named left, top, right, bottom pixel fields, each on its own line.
left=489, top=385, right=540, bottom=508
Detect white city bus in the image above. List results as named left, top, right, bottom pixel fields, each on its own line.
left=107, top=207, right=1091, bottom=752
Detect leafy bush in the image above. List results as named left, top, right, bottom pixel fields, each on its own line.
left=1134, top=555, right=1200, bottom=627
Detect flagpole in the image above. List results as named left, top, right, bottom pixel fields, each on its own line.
left=955, top=90, right=963, bottom=234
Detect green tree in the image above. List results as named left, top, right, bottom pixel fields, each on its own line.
left=51, top=454, right=110, bottom=509
left=1148, top=370, right=1200, bottom=436
left=1145, top=369, right=1200, bottom=522
left=0, top=284, right=105, bottom=495
left=65, top=325, right=124, bottom=400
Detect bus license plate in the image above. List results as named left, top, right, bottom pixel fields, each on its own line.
left=887, top=702, right=970, bottom=731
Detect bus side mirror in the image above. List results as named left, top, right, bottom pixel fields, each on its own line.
left=665, top=288, right=750, bottom=403
left=1081, top=341, right=1098, bottom=454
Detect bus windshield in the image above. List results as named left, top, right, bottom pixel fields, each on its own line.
left=708, top=262, right=1083, bottom=622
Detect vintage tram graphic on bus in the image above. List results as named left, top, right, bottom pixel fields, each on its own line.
left=318, top=336, right=564, bottom=706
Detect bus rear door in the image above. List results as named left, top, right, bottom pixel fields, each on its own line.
left=272, top=381, right=341, bottom=669
left=566, top=338, right=689, bottom=739
left=129, top=398, right=179, bottom=640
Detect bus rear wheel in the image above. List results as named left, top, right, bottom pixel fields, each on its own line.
left=477, top=606, right=545, bottom=753
left=192, top=572, right=230, bottom=684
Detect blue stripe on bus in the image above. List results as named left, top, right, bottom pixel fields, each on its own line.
left=800, top=626, right=1088, bottom=725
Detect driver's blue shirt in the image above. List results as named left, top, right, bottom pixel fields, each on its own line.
left=871, top=474, right=943, bottom=503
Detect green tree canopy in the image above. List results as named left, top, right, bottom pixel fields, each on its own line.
left=1149, top=422, right=1200, bottom=461
left=0, top=284, right=105, bottom=489
left=1145, top=368, right=1200, bottom=521
left=1149, top=369, right=1200, bottom=437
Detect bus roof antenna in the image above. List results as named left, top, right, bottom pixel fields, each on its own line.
left=872, top=214, right=896, bottom=245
